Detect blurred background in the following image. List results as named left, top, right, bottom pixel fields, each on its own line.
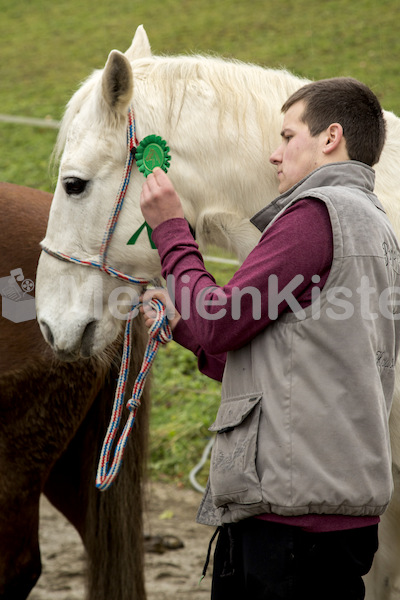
left=2, top=0, right=399, bottom=190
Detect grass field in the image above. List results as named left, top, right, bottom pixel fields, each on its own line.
left=1, top=0, right=400, bottom=486
left=2, top=0, right=400, bottom=192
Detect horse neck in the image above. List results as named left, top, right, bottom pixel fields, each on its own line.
left=129, top=58, right=306, bottom=261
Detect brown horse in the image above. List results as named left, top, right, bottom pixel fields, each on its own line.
left=0, top=182, right=149, bottom=599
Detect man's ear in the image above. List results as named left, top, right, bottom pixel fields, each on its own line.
left=323, top=123, right=344, bottom=154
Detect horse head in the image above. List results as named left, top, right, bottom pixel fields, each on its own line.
left=36, top=25, right=308, bottom=360
left=36, top=26, right=159, bottom=360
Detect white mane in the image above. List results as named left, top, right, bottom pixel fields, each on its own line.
left=131, top=53, right=307, bottom=106
left=55, top=53, right=307, bottom=161
left=135, top=55, right=308, bottom=139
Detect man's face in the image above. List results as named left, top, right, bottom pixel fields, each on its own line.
left=270, top=100, right=326, bottom=194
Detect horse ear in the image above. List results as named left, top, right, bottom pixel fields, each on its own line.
left=102, top=50, right=133, bottom=115
left=125, top=25, right=152, bottom=61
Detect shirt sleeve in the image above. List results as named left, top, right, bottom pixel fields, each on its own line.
left=172, top=317, right=227, bottom=381
left=152, top=198, right=333, bottom=378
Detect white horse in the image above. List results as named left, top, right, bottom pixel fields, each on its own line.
left=35, top=25, right=400, bottom=599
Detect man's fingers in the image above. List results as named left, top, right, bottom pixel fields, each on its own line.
left=152, top=167, right=167, bottom=184
left=145, top=171, right=158, bottom=193
left=139, top=288, right=181, bottom=332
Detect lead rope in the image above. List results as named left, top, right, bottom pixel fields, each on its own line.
left=42, top=106, right=172, bottom=491
left=96, top=297, right=172, bottom=491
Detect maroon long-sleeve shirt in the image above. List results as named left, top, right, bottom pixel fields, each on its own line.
left=151, top=198, right=379, bottom=532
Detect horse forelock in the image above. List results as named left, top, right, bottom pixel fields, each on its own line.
left=53, top=73, right=97, bottom=161
left=53, top=69, right=127, bottom=167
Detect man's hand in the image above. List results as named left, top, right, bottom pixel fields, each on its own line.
left=140, top=167, right=184, bottom=230
left=140, top=288, right=181, bottom=332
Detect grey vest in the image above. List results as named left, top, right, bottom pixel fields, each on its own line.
left=197, top=161, right=400, bottom=526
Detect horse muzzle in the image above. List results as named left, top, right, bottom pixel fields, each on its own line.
left=39, top=317, right=99, bottom=361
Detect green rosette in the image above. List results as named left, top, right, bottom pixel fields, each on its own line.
left=135, top=134, right=171, bottom=177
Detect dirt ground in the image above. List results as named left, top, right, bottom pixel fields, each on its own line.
left=30, top=482, right=213, bottom=600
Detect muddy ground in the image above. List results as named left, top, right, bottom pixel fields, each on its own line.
left=30, top=482, right=213, bottom=600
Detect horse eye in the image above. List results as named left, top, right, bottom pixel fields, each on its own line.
left=63, top=177, right=88, bottom=196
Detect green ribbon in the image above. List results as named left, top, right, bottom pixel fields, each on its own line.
left=127, top=221, right=157, bottom=249
left=128, top=133, right=171, bottom=248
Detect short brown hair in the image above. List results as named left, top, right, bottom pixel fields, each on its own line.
left=282, top=77, right=386, bottom=166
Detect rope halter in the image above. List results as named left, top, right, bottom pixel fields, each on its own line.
left=42, top=106, right=172, bottom=491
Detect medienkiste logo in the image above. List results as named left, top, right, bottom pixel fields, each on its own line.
left=0, top=268, right=36, bottom=323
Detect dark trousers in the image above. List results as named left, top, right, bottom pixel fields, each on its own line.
left=211, top=519, right=378, bottom=600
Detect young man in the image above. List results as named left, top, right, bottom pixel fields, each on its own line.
left=140, top=77, right=400, bottom=599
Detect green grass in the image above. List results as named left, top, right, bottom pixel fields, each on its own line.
left=3, top=0, right=400, bottom=189
left=2, top=0, right=400, bottom=486
left=1, top=124, right=58, bottom=191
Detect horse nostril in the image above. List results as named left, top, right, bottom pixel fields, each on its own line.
left=39, top=320, right=54, bottom=348
left=81, top=319, right=97, bottom=358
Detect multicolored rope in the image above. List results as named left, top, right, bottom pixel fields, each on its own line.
left=42, top=247, right=150, bottom=287
left=42, top=106, right=172, bottom=491
left=96, top=298, right=172, bottom=491
left=99, top=107, right=138, bottom=265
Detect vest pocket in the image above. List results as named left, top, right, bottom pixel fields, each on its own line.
left=208, top=394, right=263, bottom=507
